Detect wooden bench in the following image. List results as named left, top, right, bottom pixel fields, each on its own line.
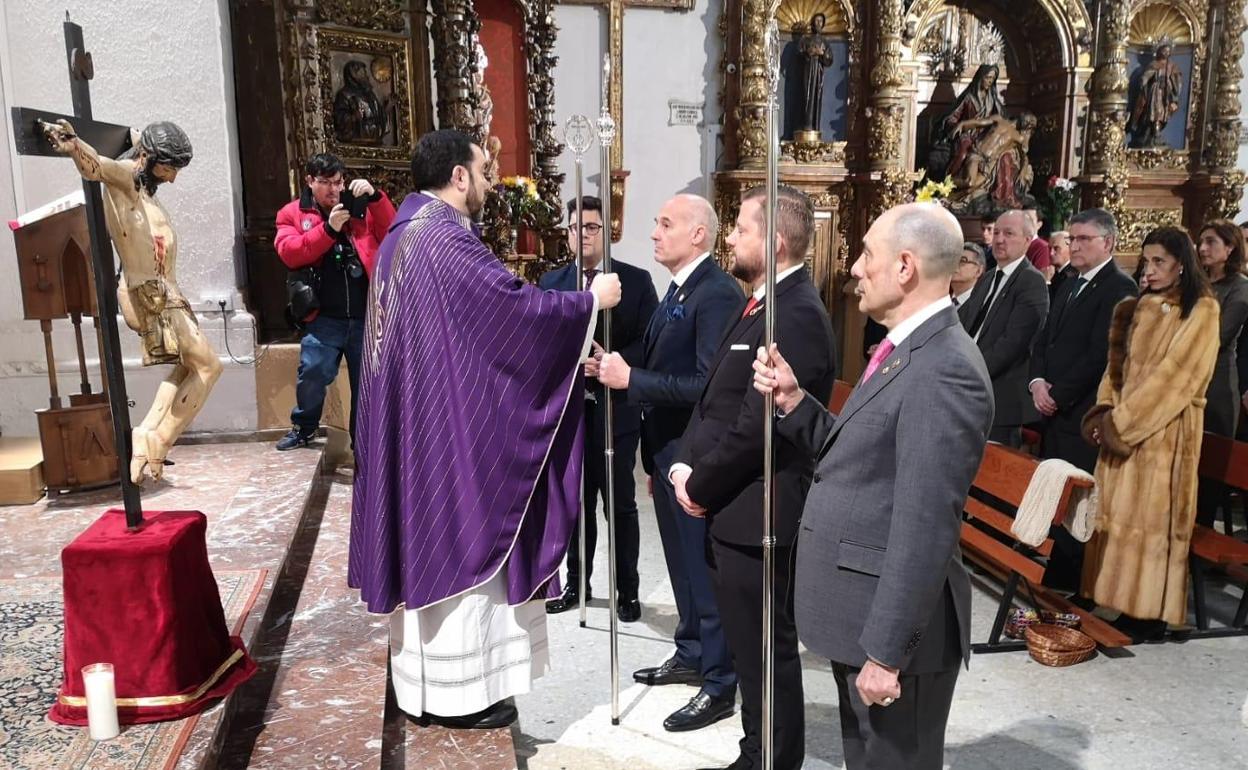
left=959, top=444, right=1132, bottom=652
left=1189, top=432, right=1248, bottom=634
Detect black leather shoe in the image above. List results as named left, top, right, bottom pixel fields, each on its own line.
left=419, top=701, right=517, bottom=729
left=617, top=598, right=641, bottom=623
left=663, top=690, right=735, bottom=732
left=545, top=584, right=590, bottom=614
left=633, top=656, right=700, bottom=686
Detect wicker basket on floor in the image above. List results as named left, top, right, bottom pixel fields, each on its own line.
left=1024, top=623, right=1096, bottom=667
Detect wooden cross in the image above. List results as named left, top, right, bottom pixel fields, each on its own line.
left=10, top=15, right=143, bottom=526
left=560, top=0, right=695, bottom=170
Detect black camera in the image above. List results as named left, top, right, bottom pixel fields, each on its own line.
left=338, top=187, right=370, bottom=219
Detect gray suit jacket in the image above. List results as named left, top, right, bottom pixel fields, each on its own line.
left=780, top=307, right=993, bottom=673
left=958, top=259, right=1049, bottom=427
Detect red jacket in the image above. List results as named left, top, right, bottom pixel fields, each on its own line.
left=1026, top=236, right=1052, bottom=271
left=274, top=187, right=396, bottom=277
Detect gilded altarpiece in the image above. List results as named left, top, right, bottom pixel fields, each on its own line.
left=718, top=0, right=1243, bottom=376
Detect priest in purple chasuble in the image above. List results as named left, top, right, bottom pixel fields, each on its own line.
left=348, top=130, right=623, bottom=728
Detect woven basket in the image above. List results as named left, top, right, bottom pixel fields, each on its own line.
left=1024, top=623, right=1096, bottom=667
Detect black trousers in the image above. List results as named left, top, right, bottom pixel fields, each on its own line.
left=988, top=424, right=1022, bottom=448
left=710, top=538, right=804, bottom=769
left=565, top=426, right=640, bottom=599
left=1039, top=421, right=1097, bottom=592
left=832, top=662, right=959, bottom=770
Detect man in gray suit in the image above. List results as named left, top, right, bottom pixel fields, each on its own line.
left=753, top=203, right=994, bottom=769
left=958, top=209, right=1049, bottom=447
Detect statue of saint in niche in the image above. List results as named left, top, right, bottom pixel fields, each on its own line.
left=951, top=111, right=1038, bottom=214
left=933, top=63, right=1005, bottom=181
left=1128, top=38, right=1183, bottom=148
left=333, top=60, right=390, bottom=144
left=796, top=13, right=835, bottom=138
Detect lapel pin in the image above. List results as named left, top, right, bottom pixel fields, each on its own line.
left=678, top=294, right=685, bottom=302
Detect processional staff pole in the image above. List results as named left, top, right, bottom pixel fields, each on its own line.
left=595, top=53, right=622, bottom=727
left=564, top=114, right=596, bottom=628
left=760, top=13, right=782, bottom=770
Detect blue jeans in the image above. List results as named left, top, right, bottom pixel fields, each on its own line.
left=291, top=316, right=364, bottom=439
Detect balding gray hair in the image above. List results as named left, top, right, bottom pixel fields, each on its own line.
left=1000, top=209, right=1036, bottom=239
left=892, top=203, right=965, bottom=279
left=676, top=193, right=719, bottom=245
left=1068, top=207, right=1117, bottom=244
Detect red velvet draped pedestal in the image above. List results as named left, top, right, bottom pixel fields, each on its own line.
left=48, top=508, right=256, bottom=725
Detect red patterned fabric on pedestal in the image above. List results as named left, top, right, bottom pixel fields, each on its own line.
left=48, top=508, right=256, bottom=725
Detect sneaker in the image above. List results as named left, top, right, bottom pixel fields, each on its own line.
left=276, top=427, right=315, bottom=451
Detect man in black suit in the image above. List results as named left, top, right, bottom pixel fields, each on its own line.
left=1048, top=230, right=1077, bottom=299
left=540, top=196, right=658, bottom=622
left=669, top=186, right=836, bottom=770
left=1029, top=207, right=1137, bottom=590
left=753, top=203, right=994, bottom=769
left=598, top=194, right=742, bottom=731
left=958, top=209, right=1049, bottom=447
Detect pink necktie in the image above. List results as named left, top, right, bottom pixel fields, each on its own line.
left=862, top=339, right=896, bottom=383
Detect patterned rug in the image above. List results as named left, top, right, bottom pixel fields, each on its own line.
left=0, top=569, right=265, bottom=770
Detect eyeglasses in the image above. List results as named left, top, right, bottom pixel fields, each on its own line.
left=313, top=177, right=345, bottom=189
left=958, top=257, right=980, bottom=266
left=1071, top=234, right=1107, bottom=244
left=569, top=223, right=603, bottom=235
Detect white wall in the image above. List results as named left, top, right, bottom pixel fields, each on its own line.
left=0, top=1, right=255, bottom=437
left=551, top=2, right=722, bottom=291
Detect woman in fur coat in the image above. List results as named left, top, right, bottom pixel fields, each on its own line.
left=1081, top=227, right=1220, bottom=631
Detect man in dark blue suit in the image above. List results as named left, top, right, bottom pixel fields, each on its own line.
left=540, top=196, right=658, bottom=622
left=599, top=193, right=742, bottom=732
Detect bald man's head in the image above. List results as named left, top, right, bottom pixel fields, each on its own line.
left=851, top=202, right=963, bottom=326
left=651, top=193, right=719, bottom=272
left=992, top=209, right=1034, bottom=263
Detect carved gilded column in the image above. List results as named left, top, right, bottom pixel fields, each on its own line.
left=1082, top=0, right=1130, bottom=215
left=735, top=0, right=772, bottom=168
left=519, top=1, right=565, bottom=222
left=1204, top=0, right=1246, bottom=218
left=430, top=0, right=482, bottom=136
left=865, top=0, right=909, bottom=216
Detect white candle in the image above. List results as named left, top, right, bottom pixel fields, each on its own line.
left=81, top=663, right=120, bottom=740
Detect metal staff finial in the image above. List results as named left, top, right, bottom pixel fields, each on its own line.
left=595, top=52, right=621, bottom=728
left=563, top=114, right=595, bottom=627
left=761, top=12, right=782, bottom=770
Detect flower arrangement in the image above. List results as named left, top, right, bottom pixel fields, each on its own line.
left=495, top=175, right=552, bottom=228
left=1039, top=176, right=1079, bottom=231
left=915, top=173, right=955, bottom=203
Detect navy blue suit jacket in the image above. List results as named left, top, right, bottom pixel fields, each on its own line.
left=540, top=258, right=658, bottom=439
left=626, top=256, right=743, bottom=475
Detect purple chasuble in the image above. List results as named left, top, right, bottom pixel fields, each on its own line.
left=348, top=193, right=595, bottom=613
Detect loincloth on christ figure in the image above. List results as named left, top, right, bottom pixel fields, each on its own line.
left=127, top=279, right=196, bottom=366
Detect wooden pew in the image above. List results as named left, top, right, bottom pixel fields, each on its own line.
left=959, top=444, right=1131, bottom=652
left=1189, top=432, right=1248, bottom=634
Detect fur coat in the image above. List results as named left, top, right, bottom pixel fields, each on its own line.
left=1079, top=290, right=1220, bottom=624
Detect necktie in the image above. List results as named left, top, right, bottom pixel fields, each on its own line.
left=1056, top=276, right=1087, bottom=327
left=862, top=339, right=896, bottom=383
left=967, top=269, right=1006, bottom=338
left=1070, top=276, right=1088, bottom=300
left=583, top=267, right=599, bottom=287
left=661, top=281, right=678, bottom=305
left=742, top=296, right=761, bottom=318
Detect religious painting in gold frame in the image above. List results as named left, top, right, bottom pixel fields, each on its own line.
left=316, top=27, right=416, bottom=165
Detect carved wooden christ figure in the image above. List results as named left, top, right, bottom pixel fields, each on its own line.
left=797, top=13, right=835, bottom=136
left=44, top=119, right=222, bottom=484
left=952, top=111, right=1038, bottom=213
left=1128, top=38, right=1183, bottom=148
left=333, top=60, right=390, bottom=144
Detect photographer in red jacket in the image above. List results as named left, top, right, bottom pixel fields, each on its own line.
left=274, top=152, right=395, bottom=450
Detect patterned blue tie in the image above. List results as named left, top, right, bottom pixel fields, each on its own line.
left=661, top=281, right=678, bottom=305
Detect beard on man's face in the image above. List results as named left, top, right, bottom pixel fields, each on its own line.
left=729, top=252, right=762, bottom=284
left=135, top=157, right=164, bottom=196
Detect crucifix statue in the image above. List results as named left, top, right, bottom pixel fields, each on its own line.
left=11, top=15, right=220, bottom=525
left=42, top=119, right=222, bottom=485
